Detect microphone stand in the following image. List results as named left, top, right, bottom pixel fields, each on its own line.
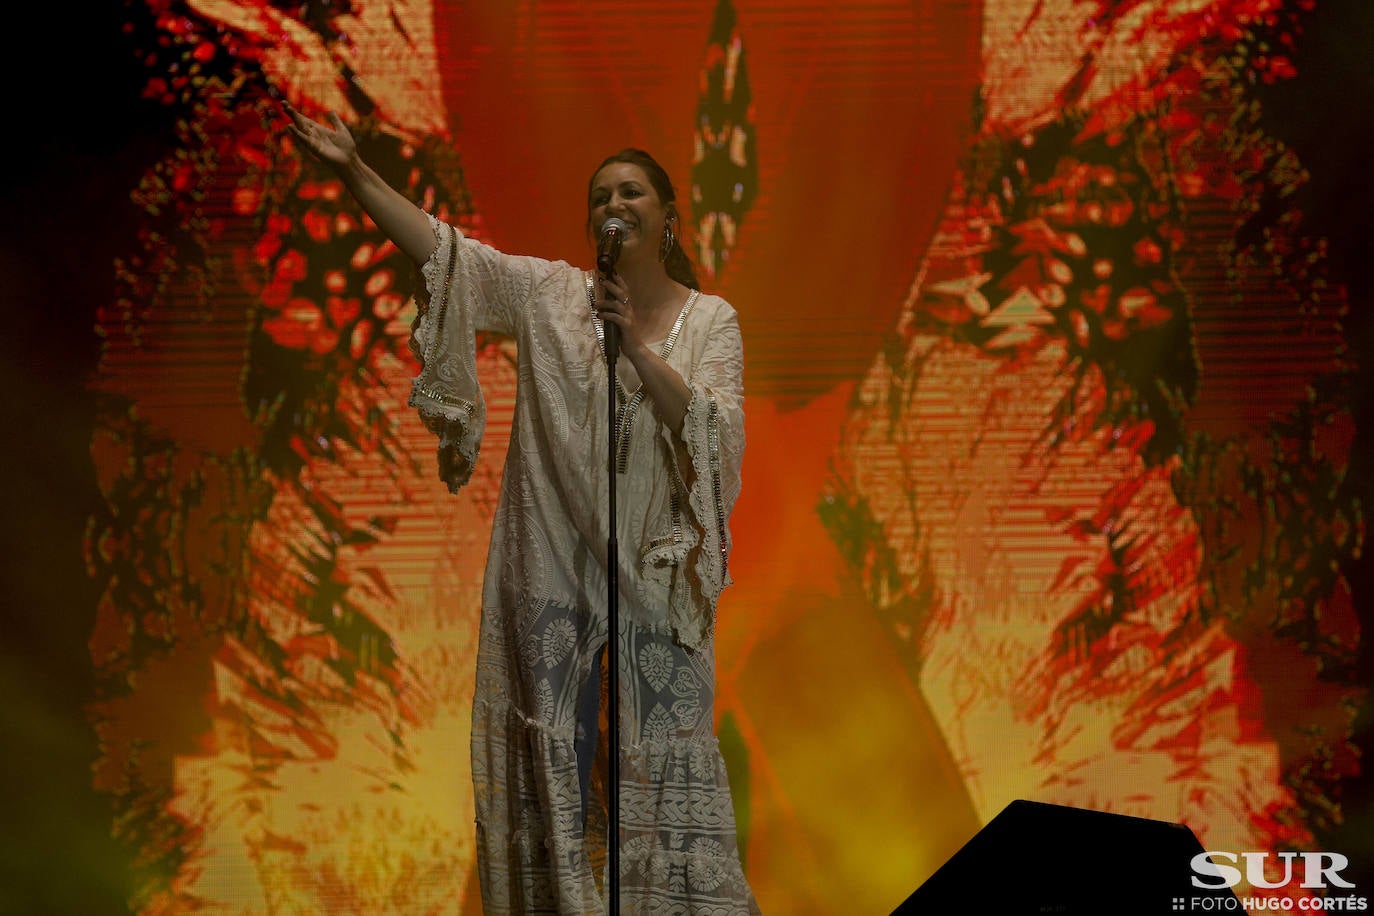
left=598, top=258, right=622, bottom=916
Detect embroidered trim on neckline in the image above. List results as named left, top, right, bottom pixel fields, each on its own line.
left=584, top=274, right=700, bottom=472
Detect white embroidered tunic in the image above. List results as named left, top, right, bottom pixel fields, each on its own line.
left=408, top=214, right=759, bottom=914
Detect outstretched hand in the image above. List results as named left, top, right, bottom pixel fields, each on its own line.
left=277, top=101, right=437, bottom=264
left=284, top=104, right=357, bottom=170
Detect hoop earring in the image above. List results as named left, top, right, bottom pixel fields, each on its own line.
left=659, top=220, right=676, bottom=263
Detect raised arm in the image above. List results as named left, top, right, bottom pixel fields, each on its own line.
left=283, top=104, right=437, bottom=265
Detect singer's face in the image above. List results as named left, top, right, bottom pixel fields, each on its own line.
left=588, top=163, right=667, bottom=260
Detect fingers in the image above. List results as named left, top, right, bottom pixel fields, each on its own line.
left=595, top=293, right=623, bottom=320
left=595, top=281, right=634, bottom=339
left=280, top=103, right=346, bottom=140
left=285, top=121, right=313, bottom=151
left=283, top=104, right=322, bottom=148
left=280, top=105, right=354, bottom=164
left=283, top=101, right=310, bottom=128
left=284, top=116, right=319, bottom=157
left=598, top=274, right=630, bottom=304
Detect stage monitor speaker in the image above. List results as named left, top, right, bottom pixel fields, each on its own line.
left=892, top=799, right=1240, bottom=915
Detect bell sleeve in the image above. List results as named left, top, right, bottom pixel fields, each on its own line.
left=659, top=300, right=746, bottom=651
left=407, top=212, right=556, bottom=492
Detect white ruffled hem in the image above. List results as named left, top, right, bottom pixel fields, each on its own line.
left=407, top=212, right=485, bottom=491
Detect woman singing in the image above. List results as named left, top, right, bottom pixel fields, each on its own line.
left=284, top=105, right=759, bottom=914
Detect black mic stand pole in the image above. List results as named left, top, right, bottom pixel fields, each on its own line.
left=601, top=269, right=622, bottom=916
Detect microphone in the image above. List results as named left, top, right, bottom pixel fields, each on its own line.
left=597, top=217, right=629, bottom=364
